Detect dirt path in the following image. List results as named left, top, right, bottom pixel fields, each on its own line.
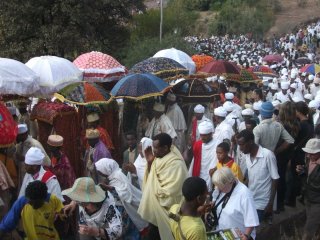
left=267, top=0, right=320, bottom=37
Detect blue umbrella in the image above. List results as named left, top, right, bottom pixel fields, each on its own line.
left=110, top=73, right=171, bottom=100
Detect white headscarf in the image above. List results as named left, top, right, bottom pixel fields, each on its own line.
left=95, top=158, right=148, bottom=231
left=133, top=137, right=153, bottom=188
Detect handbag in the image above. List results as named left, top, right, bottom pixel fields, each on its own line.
left=206, top=182, right=236, bottom=230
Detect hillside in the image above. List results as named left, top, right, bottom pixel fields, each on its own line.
left=144, top=0, right=320, bottom=38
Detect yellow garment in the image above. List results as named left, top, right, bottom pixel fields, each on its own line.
left=217, top=161, right=244, bottom=182
left=138, top=146, right=188, bottom=240
left=169, top=204, right=207, bottom=240
left=22, top=194, right=63, bottom=240
left=0, top=153, right=18, bottom=186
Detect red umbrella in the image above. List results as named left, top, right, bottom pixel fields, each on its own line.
left=198, top=60, right=241, bottom=75
left=0, top=103, right=18, bottom=147
left=262, top=54, right=283, bottom=63
left=74, top=51, right=127, bottom=82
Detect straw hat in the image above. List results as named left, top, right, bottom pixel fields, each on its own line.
left=62, top=177, right=106, bottom=203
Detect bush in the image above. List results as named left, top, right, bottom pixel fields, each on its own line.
left=183, top=0, right=212, bottom=11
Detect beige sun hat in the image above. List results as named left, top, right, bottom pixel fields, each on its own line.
left=62, top=177, right=106, bottom=203
left=302, top=138, right=320, bottom=154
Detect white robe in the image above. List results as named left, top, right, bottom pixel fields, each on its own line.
left=213, top=119, right=234, bottom=144
left=188, top=139, right=217, bottom=192
left=19, top=166, right=64, bottom=202
left=273, top=91, right=290, bottom=103
left=166, top=103, right=187, bottom=152
left=145, top=114, right=177, bottom=139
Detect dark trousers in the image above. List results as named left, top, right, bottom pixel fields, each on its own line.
left=277, top=156, right=289, bottom=209
left=147, top=224, right=161, bottom=240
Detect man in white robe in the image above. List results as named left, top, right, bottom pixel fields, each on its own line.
left=188, top=121, right=217, bottom=191
left=145, top=103, right=177, bottom=140
left=189, top=104, right=212, bottom=144
left=165, top=93, right=187, bottom=152
left=213, top=106, right=234, bottom=144
left=274, top=82, right=290, bottom=103
left=289, top=83, right=304, bottom=101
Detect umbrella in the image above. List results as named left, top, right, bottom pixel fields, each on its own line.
left=111, top=73, right=171, bottom=100
left=0, top=58, right=40, bottom=96
left=54, top=82, right=113, bottom=105
left=191, top=55, right=214, bottom=71
left=172, top=78, right=218, bottom=103
left=262, top=54, right=284, bottom=63
left=73, top=51, right=127, bottom=82
left=153, top=48, right=196, bottom=74
left=0, top=103, right=18, bottom=147
left=129, top=57, right=189, bottom=80
left=295, top=57, right=311, bottom=65
left=248, top=65, right=278, bottom=78
left=239, top=69, right=261, bottom=83
left=198, top=60, right=241, bottom=82
left=26, top=56, right=83, bottom=97
left=300, top=64, right=320, bottom=75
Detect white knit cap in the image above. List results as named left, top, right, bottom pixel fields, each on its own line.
left=25, top=147, right=45, bottom=165
left=308, top=100, right=320, bottom=109
left=225, top=92, right=234, bottom=100
left=242, top=108, right=254, bottom=116
left=194, top=104, right=205, bottom=113
left=223, top=101, right=234, bottom=112
left=18, top=124, right=28, bottom=134
left=214, top=107, right=227, bottom=117
left=198, top=121, right=214, bottom=134
left=280, top=81, right=290, bottom=90
left=253, top=101, right=262, bottom=111
left=304, top=94, right=313, bottom=101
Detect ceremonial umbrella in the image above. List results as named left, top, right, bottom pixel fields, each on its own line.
left=26, top=56, right=83, bottom=97
left=295, top=57, right=311, bottom=65
left=262, top=54, right=284, bottom=63
left=153, top=48, right=196, bottom=74
left=54, top=82, right=113, bottom=105
left=73, top=51, right=127, bottom=82
left=172, top=78, right=218, bottom=103
left=191, top=55, right=214, bottom=71
left=198, top=60, right=241, bottom=81
left=0, top=58, right=40, bottom=96
left=0, top=103, right=18, bottom=147
left=129, top=57, right=189, bottom=80
left=300, top=64, right=320, bottom=75
left=111, top=73, right=171, bottom=100
left=248, top=65, right=278, bottom=78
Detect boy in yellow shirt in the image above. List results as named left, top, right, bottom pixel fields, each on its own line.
left=169, top=177, right=208, bottom=240
left=0, top=180, right=64, bottom=240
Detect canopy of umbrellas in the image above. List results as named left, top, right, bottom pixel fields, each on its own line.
left=1, top=20, right=320, bottom=108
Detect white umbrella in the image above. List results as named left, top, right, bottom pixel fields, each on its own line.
left=0, top=58, right=40, bottom=96
left=153, top=48, right=196, bottom=74
left=26, top=56, right=83, bottom=96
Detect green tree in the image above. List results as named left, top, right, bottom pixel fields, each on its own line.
left=0, top=0, right=144, bottom=61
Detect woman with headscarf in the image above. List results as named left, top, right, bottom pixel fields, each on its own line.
left=95, top=158, right=148, bottom=239
left=123, top=137, right=153, bottom=189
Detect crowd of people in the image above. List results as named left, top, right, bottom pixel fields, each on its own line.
left=1, top=21, right=320, bottom=240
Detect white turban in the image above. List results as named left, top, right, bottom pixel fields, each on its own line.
left=194, top=104, right=205, bottom=113
left=25, top=147, right=44, bottom=165
left=225, top=92, right=234, bottom=100
left=18, top=124, right=28, bottom=134
left=198, top=121, right=214, bottom=134
left=223, top=101, right=234, bottom=112
left=253, top=101, right=262, bottom=111
left=304, top=94, right=313, bottom=101
left=308, top=100, right=320, bottom=109
left=214, top=106, right=227, bottom=117
left=242, top=108, right=254, bottom=116
left=280, top=82, right=290, bottom=90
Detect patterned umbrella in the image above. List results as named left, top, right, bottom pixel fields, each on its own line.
left=228, top=69, right=261, bottom=83
left=54, top=82, right=113, bottom=105
left=262, top=54, right=284, bottom=63
left=129, top=57, right=189, bottom=80
left=172, top=78, right=218, bottom=103
left=111, top=73, right=171, bottom=100
left=191, top=55, right=214, bottom=71
left=74, top=51, right=127, bottom=82
left=300, top=64, right=320, bottom=75
left=198, top=60, right=241, bottom=81
left=0, top=103, right=18, bottom=147
left=248, top=65, right=277, bottom=78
